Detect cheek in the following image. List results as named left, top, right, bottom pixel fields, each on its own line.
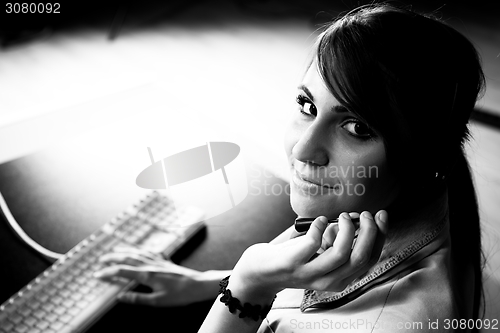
left=283, top=119, right=299, bottom=159
left=337, top=148, right=397, bottom=211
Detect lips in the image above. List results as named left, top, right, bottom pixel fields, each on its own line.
left=297, top=171, right=333, bottom=187
left=292, top=169, right=337, bottom=195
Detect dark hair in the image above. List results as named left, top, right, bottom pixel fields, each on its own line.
left=315, top=4, right=485, bottom=320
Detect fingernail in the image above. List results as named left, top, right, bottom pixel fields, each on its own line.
left=341, top=212, right=350, bottom=219
left=378, top=210, right=388, bottom=223
left=319, top=216, right=328, bottom=224
left=362, top=211, right=373, bottom=219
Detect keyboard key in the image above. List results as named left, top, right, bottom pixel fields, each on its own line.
left=17, top=306, right=31, bottom=317
left=50, top=295, right=63, bottom=305
left=45, top=287, right=58, bottom=297
left=36, top=293, right=49, bottom=303
left=79, top=286, right=91, bottom=294
left=59, top=290, right=71, bottom=298
left=35, top=320, right=50, bottom=330
left=27, top=328, right=40, bottom=333
left=53, top=306, right=66, bottom=316
left=89, top=263, right=102, bottom=272
left=14, top=323, right=28, bottom=333
left=32, top=309, right=46, bottom=320
left=52, top=280, right=65, bottom=289
left=2, top=320, right=14, bottom=331
left=75, top=300, right=89, bottom=309
left=43, top=302, right=55, bottom=313
left=67, top=307, right=81, bottom=316
left=56, top=325, right=74, bottom=333
left=61, top=274, right=73, bottom=283
left=67, top=283, right=79, bottom=292
left=45, top=313, right=58, bottom=322
left=59, top=314, right=73, bottom=324
left=23, top=316, right=37, bottom=327
left=9, top=312, right=23, bottom=324
left=75, top=276, right=87, bottom=285
left=77, top=261, right=89, bottom=270
left=62, top=299, right=74, bottom=308
left=68, top=267, right=82, bottom=277
left=70, top=293, right=83, bottom=301
left=50, top=321, right=64, bottom=330
left=125, top=234, right=140, bottom=243
left=86, top=279, right=98, bottom=288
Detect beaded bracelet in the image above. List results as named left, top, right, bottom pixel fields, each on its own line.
left=218, top=276, right=276, bottom=321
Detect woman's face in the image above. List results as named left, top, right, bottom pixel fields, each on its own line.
left=284, top=64, right=399, bottom=218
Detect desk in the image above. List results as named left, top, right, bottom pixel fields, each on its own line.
left=0, top=136, right=295, bottom=332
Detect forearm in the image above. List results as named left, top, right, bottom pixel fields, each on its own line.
left=198, top=300, right=264, bottom=333
left=198, top=269, right=233, bottom=300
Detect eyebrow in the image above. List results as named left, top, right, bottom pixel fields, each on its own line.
left=298, top=85, right=314, bottom=102
left=298, top=84, right=351, bottom=114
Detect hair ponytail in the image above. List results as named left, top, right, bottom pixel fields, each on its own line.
left=447, top=148, right=484, bottom=320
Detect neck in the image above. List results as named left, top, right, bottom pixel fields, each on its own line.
left=385, top=186, right=449, bottom=242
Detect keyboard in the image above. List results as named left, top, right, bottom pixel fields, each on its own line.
left=0, top=191, right=206, bottom=333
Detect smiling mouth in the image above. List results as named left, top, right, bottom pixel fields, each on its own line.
left=292, top=170, right=338, bottom=194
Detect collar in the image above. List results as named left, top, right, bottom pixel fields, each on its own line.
left=300, top=205, right=449, bottom=311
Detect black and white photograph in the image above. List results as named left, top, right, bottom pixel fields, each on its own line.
left=0, top=1, right=499, bottom=332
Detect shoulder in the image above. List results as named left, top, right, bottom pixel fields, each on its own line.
left=371, top=244, right=459, bottom=332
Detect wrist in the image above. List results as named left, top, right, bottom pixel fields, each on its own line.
left=226, top=274, right=278, bottom=305
left=218, top=275, right=276, bottom=322
left=198, top=270, right=233, bottom=299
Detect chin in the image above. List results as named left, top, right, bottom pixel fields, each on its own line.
left=290, top=189, right=339, bottom=218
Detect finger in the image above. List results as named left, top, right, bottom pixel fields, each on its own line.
left=321, top=212, right=359, bottom=250
left=321, top=223, right=339, bottom=250
left=110, top=246, right=161, bottom=261
left=369, top=210, right=389, bottom=261
left=348, top=210, right=388, bottom=270
left=117, top=290, right=163, bottom=306
left=306, top=212, right=356, bottom=273
left=347, top=211, right=379, bottom=268
left=94, top=265, right=156, bottom=285
left=374, top=210, right=389, bottom=236
left=303, top=216, right=329, bottom=253
left=289, top=229, right=305, bottom=239
left=99, top=252, right=152, bottom=267
left=322, top=210, right=389, bottom=288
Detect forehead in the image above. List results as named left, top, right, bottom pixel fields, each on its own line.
left=300, top=63, right=343, bottom=110
left=301, top=63, right=326, bottom=89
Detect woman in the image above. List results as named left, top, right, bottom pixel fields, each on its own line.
left=95, top=4, right=485, bottom=332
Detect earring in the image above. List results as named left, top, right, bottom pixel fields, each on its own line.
left=435, top=172, right=446, bottom=180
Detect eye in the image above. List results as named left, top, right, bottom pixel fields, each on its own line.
left=296, top=95, right=317, bottom=117
left=342, top=120, right=374, bottom=139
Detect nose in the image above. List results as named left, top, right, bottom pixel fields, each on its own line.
left=291, top=121, right=329, bottom=166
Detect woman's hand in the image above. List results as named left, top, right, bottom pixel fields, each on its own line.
left=93, top=247, right=229, bottom=307
left=229, top=210, right=388, bottom=300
